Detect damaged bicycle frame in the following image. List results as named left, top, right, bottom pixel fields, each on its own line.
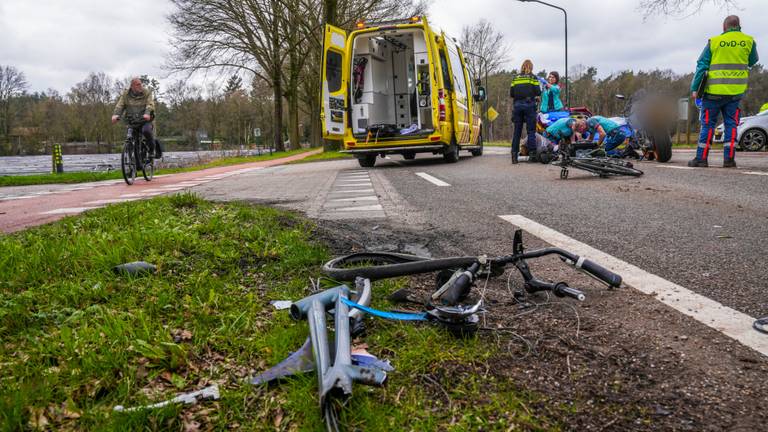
left=250, top=229, right=622, bottom=429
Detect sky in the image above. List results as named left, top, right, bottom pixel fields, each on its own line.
left=0, top=0, right=763, bottom=94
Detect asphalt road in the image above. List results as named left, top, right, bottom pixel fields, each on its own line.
left=368, top=148, right=768, bottom=318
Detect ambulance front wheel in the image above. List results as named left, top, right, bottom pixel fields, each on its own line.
left=357, top=154, right=377, bottom=168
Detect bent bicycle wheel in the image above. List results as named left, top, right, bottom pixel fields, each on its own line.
left=121, top=142, right=136, bottom=185
left=572, top=158, right=643, bottom=177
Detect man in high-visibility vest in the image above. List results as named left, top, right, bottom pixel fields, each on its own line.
left=689, top=15, right=758, bottom=168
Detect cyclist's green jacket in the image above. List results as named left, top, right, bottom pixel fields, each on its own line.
left=113, top=88, right=155, bottom=120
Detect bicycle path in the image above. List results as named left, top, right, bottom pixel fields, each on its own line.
left=0, top=149, right=321, bottom=233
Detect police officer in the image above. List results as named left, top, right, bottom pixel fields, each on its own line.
left=689, top=15, right=758, bottom=168
left=510, top=59, right=541, bottom=164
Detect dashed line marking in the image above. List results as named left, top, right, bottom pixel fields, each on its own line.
left=333, top=204, right=384, bottom=212
left=415, top=172, right=451, bottom=187
left=329, top=196, right=378, bottom=202
left=743, top=171, right=768, bottom=176
left=499, top=214, right=768, bottom=358
left=84, top=199, right=134, bottom=205
left=119, top=193, right=144, bottom=198
left=329, top=188, right=375, bottom=194
left=655, top=165, right=695, bottom=170
left=40, top=207, right=95, bottom=215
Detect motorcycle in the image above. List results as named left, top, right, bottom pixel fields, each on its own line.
left=609, top=90, right=673, bottom=163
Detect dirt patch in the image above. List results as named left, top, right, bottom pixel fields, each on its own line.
left=312, top=218, right=768, bottom=431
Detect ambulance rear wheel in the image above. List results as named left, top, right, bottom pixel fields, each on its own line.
left=443, top=139, right=460, bottom=163
left=402, top=152, right=416, bottom=160
left=357, top=154, right=377, bottom=168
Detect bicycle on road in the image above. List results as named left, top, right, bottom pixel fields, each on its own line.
left=553, top=141, right=644, bottom=180
left=119, top=116, right=154, bottom=185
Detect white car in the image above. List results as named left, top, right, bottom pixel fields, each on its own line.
left=714, top=109, right=768, bottom=151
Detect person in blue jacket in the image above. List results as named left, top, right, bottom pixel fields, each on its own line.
left=540, top=71, right=564, bottom=113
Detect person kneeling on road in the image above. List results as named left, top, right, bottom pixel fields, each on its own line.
left=586, top=116, right=636, bottom=158
left=543, top=117, right=587, bottom=153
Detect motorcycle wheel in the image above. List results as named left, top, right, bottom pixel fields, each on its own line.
left=652, top=130, right=672, bottom=163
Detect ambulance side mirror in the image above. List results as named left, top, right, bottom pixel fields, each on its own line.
left=474, top=86, right=487, bottom=102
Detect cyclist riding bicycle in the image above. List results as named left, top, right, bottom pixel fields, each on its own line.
left=111, top=78, right=162, bottom=158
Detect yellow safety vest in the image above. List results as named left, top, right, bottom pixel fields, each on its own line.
left=705, top=31, right=754, bottom=96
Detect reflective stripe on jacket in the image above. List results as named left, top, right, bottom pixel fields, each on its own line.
left=705, top=31, right=755, bottom=96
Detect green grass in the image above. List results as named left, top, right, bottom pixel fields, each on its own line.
left=486, top=141, right=511, bottom=147
left=286, top=150, right=354, bottom=164
left=0, top=148, right=316, bottom=188
left=0, top=195, right=557, bottom=431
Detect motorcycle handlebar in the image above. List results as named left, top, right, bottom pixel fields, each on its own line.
left=553, top=283, right=586, bottom=301
left=438, top=262, right=480, bottom=305
left=575, top=258, right=622, bottom=288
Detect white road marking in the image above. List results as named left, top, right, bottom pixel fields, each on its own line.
left=41, top=207, right=95, bottom=215
left=499, top=214, right=768, bottom=358
left=655, top=165, right=695, bottom=170
left=119, top=193, right=144, bottom=198
left=333, top=204, right=384, bottom=212
left=156, top=187, right=186, bottom=191
left=336, top=182, right=372, bottom=187
left=2, top=195, right=36, bottom=200
left=137, top=188, right=167, bottom=193
left=415, top=172, right=451, bottom=187
left=84, top=198, right=134, bottom=205
left=743, top=171, right=768, bottom=176
left=140, top=192, right=165, bottom=196
left=329, top=188, right=375, bottom=194
left=330, top=196, right=379, bottom=202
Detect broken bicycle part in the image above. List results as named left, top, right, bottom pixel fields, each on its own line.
left=113, top=385, right=219, bottom=412
left=112, top=261, right=157, bottom=276
left=250, top=278, right=372, bottom=386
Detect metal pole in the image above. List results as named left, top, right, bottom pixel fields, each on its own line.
left=463, top=51, right=490, bottom=141
left=518, top=0, right=568, bottom=107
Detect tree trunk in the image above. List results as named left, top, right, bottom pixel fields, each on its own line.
left=324, top=0, right=338, bottom=26
left=286, top=90, right=300, bottom=150
left=272, top=72, right=285, bottom=152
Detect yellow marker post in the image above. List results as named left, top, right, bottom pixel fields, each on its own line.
left=52, top=144, right=63, bottom=174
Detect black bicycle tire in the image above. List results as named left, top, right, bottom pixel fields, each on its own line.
left=572, top=158, right=643, bottom=177
left=121, top=141, right=136, bottom=185
left=142, top=141, right=154, bottom=182
left=322, top=252, right=478, bottom=281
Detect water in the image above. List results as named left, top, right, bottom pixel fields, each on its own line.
left=0, top=149, right=274, bottom=176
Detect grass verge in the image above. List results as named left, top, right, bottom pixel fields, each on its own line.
left=0, top=195, right=556, bottom=431
left=0, top=148, right=316, bottom=188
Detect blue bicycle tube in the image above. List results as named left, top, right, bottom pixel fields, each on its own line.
left=340, top=297, right=428, bottom=321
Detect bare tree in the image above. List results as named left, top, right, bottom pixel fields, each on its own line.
left=0, top=65, right=28, bottom=137
left=640, top=0, right=739, bottom=16
left=459, top=19, right=510, bottom=82
left=67, top=72, right=115, bottom=147
left=167, top=0, right=289, bottom=151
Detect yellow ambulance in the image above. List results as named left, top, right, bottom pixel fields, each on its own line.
left=321, top=16, right=486, bottom=167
